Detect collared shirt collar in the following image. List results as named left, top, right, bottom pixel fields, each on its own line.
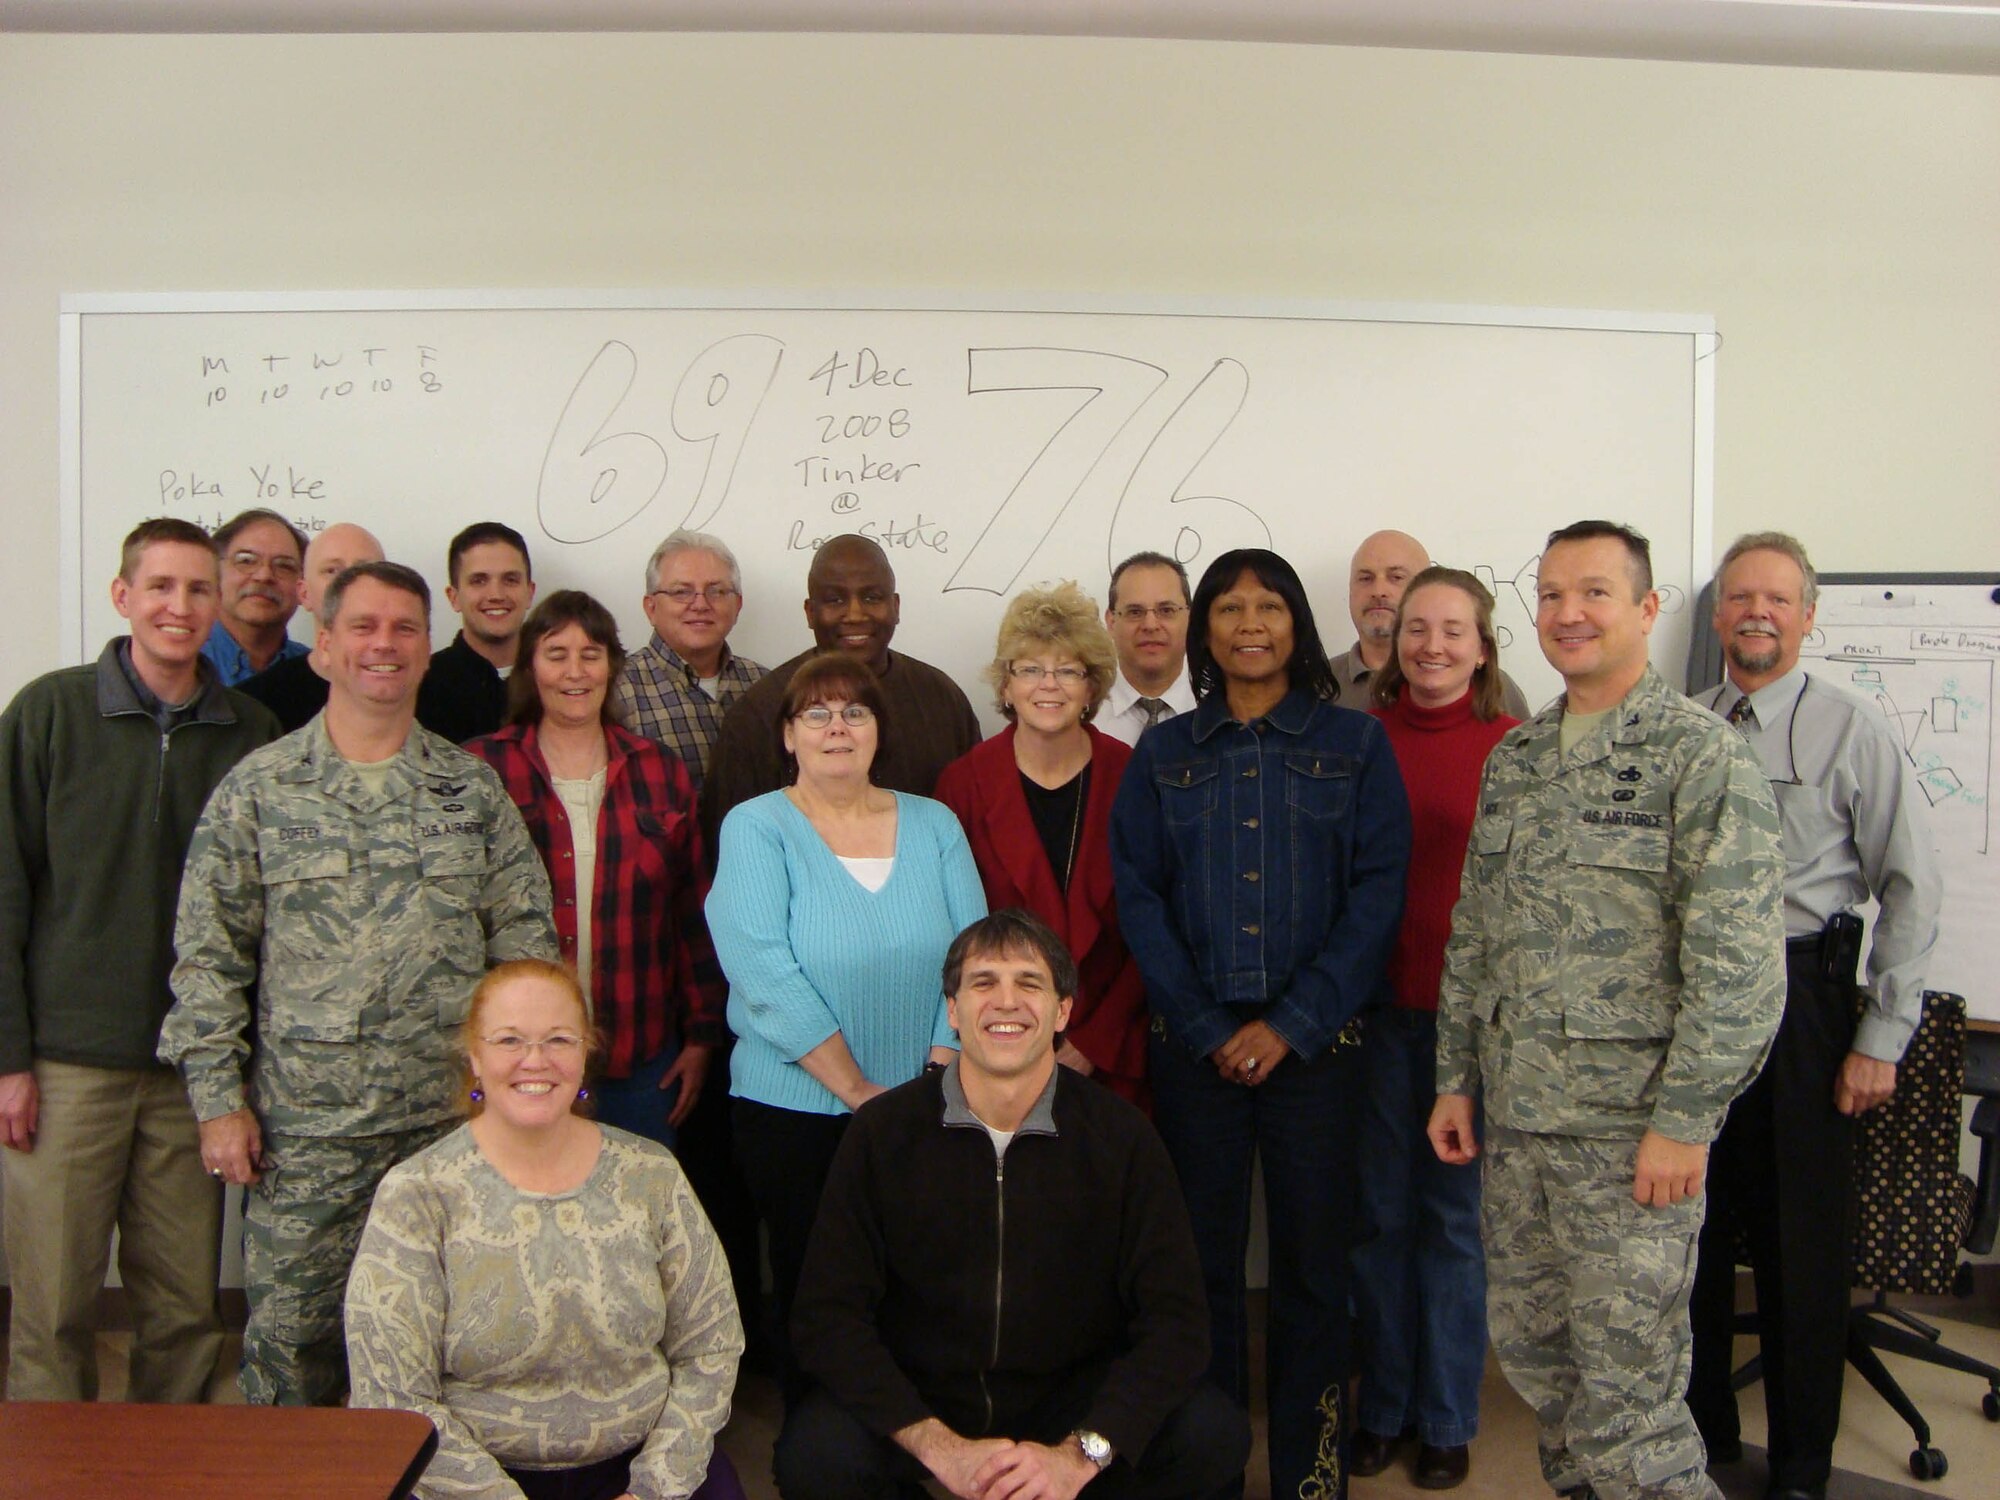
left=96, top=637, right=237, bottom=727
left=286, top=711, right=437, bottom=810
left=1104, top=661, right=1192, bottom=719
left=939, top=1058, right=1060, bottom=1137
left=201, top=622, right=307, bottom=685
left=1190, top=685, right=1318, bottom=743
left=644, top=632, right=740, bottom=684
left=1716, top=664, right=1808, bottom=730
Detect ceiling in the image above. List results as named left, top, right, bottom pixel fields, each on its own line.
left=2, top=1, right=1999, bottom=76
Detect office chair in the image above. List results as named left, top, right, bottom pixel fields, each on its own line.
left=1845, top=991, right=2000, bottom=1482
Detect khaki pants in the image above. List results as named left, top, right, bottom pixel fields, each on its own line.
left=2, top=1059, right=224, bottom=1402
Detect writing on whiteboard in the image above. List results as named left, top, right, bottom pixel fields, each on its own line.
left=198, top=344, right=443, bottom=408
left=159, top=466, right=329, bottom=507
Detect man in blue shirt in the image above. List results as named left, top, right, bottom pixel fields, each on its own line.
left=200, top=507, right=309, bottom=685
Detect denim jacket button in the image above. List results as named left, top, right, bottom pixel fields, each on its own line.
left=1242, top=924, right=1260, bottom=935
left=1243, top=766, right=1258, bottom=778
left=1244, top=817, right=1259, bottom=829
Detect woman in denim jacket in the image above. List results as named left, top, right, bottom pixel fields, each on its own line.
left=1111, top=548, right=1411, bottom=1500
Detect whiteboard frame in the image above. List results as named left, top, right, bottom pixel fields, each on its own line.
left=58, top=288, right=1717, bottom=664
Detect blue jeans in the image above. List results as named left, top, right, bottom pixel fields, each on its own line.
left=1350, top=1008, right=1485, bottom=1448
left=589, top=1042, right=681, bottom=1151
left=1148, top=1022, right=1361, bottom=1500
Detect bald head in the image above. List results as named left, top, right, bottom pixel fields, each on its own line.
left=302, top=523, right=386, bottom=622
left=1349, top=530, right=1432, bottom=655
left=803, top=534, right=900, bottom=671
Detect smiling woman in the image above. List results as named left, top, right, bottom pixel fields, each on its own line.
left=706, top=651, right=986, bottom=1403
left=1351, top=567, right=1519, bottom=1486
left=464, top=591, right=729, bottom=1156
left=933, top=582, right=1151, bottom=1107
left=1111, top=547, right=1412, bottom=1500
left=345, top=959, right=746, bottom=1500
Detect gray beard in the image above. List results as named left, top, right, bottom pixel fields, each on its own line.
left=1726, top=636, right=1782, bottom=677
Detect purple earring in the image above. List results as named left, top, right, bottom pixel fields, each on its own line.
left=576, top=1085, right=591, bottom=1101
left=470, top=1083, right=484, bottom=1103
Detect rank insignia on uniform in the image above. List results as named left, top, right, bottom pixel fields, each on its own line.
left=1615, top=766, right=1642, bottom=782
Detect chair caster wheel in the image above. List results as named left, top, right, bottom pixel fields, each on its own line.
left=1982, top=1388, right=2000, bottom=1422
left=1908, top=1446, right=1947, bottom=1481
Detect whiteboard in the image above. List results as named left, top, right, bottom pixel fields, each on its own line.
left=60, top=291, right=1716, bottom=719
left=1807, top=577, right=2000, bottom=1023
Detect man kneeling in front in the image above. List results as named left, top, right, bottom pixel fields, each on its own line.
left=779, top=908, right=1249, bottom=1500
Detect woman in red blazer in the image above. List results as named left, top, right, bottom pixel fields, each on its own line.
left=934, top=582, right=1149, bottom=1108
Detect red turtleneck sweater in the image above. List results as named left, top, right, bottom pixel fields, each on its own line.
left=1372, top=689, right=1520, bottom=1012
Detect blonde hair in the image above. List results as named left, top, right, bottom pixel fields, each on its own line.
left=459, top=959, right=599, bottom=1117
left=983, top=581, right=1118, bottom=722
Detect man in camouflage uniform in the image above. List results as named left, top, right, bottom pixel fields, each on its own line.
left=160, top=560, right=555, bottom=1406
left=1429, top=521, right=1785, bottom=1500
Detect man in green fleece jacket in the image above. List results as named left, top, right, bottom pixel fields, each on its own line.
left=0, top=517, right=279, bottom=1402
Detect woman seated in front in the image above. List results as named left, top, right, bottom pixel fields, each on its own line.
left=345, top=958, right=744, bottom=1500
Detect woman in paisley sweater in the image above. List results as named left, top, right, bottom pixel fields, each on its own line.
left=345, top=958, right=744, bottom=1500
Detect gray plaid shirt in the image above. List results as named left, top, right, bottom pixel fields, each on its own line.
left=610, top=634, right=767, bottom=799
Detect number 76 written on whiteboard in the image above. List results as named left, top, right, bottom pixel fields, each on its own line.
left=946, top=348, right=1269, bottom=595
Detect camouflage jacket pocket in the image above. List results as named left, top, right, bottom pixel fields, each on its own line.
left=264, top=960, right=359, bottom=1043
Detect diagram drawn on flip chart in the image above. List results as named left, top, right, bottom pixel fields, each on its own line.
left=1809, top=577, right=2000, bottom=1021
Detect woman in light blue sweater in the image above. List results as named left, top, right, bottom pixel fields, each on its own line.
left=705, top=652, right=985, bottom=1402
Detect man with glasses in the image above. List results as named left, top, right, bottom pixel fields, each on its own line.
left=1686, top=533, right=1941, bottom=1500
left=1096, top=551, right=1196, bottom=747
left=201, top=508, right=310, bottom=686
left=160, top=560, right=555, bottom=1407
left=612, top=528, right=768, bottom=806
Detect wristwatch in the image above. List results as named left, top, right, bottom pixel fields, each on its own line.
left=1072, top=1429, right=1114, bottom=1471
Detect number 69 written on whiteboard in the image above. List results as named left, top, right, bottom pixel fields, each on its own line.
left=536, top=335, right=783, bottom=544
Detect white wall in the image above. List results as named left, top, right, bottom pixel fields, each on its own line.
left=2, top=33, right=1997, bottom=710
left=2, top=32, right=1997, bottom=1276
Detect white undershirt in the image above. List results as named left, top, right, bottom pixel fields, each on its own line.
left=554, top=770, right=605, bottom=1006
left=837, top=854, right=894, bottom=893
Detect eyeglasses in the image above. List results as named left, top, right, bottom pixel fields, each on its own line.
left=479, top=1032, right=584, bottom=1060
left=649, top=585, right=740, bottom=607
left=794, top=704, right=875, bottom=728
left=227, top=549, right=303, bottom=580
left=1007, top=663, right=1090, bottom=685
left=1113, top=603, right=1185, bottom=623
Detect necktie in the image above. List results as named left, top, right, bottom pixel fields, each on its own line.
left=1138, top=697, right=1170, bottom=728
left=1725, top=695, right=1755, bottom=733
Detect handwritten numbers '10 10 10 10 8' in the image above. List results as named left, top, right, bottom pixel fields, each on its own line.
left=536, top=335, right=784, bottom=543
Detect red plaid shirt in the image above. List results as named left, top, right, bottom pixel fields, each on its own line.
left=465, top=722, right=727, bottom=1075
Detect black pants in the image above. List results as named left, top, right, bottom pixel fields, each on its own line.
left=1688, top=944, right=1858, bottom=1494
left=732, top=1097, right=853, bottom=1406
left=678, top=1042, right=769, bottom=1365
left=773, top=1379, right=1250, bottom=1500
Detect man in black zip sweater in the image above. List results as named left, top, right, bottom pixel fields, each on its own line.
left=783, top=909, right=1248, bottom=1500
